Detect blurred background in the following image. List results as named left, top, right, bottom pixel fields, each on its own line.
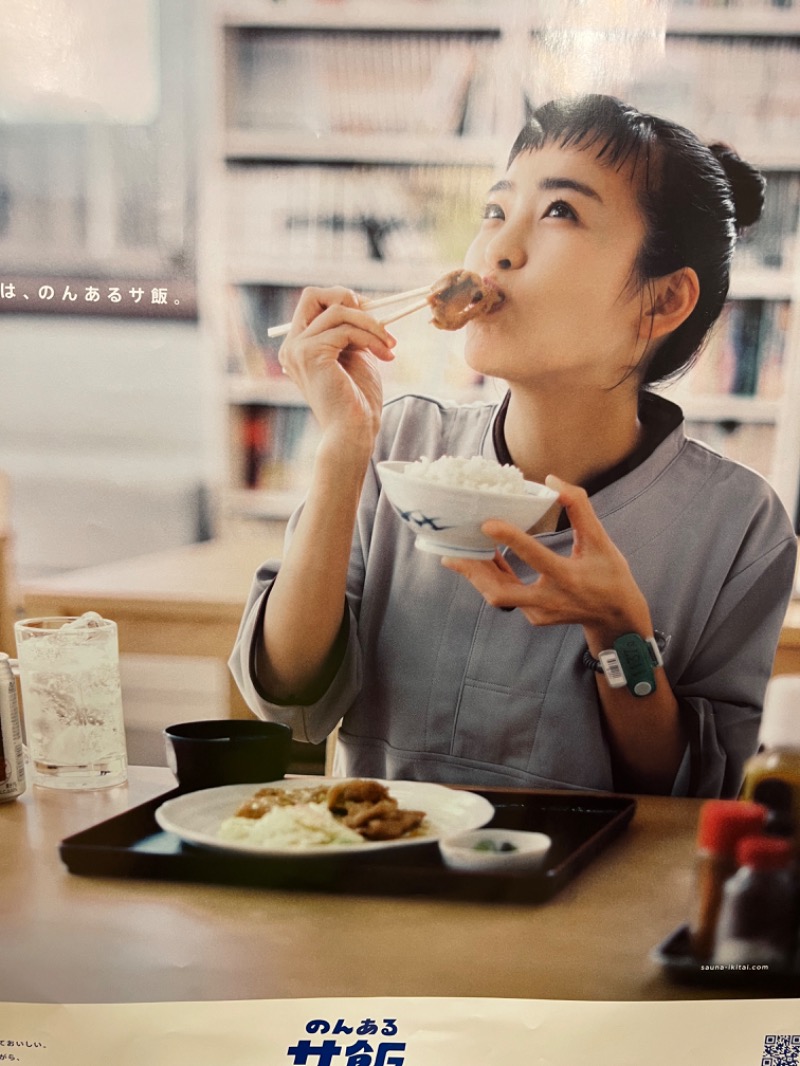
left=2, top=0, right=799, bottom=760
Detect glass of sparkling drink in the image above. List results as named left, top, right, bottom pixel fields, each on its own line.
left=13, top=613, right=128, bottom=790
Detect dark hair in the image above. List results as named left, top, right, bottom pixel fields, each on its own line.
left=508, top=94, right=765, bottom=385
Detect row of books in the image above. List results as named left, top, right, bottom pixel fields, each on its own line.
left=233, top=404, right=779, bottom=499
left=225, top=285, right=298, bottom=377
left=230, top=294, right=788, bottom=497
left=234, top=403, right=320, bottom=492
left=235, top=415, right=779, bottom=503
left=233, top=394, right=781, bottom=501
left=230, top=286, right=787, bottom=416
left=738, top=172, right=800, bottom=273
left=225, top=161, right=799, bottom=278
left=668, top=299, right=789, bottom=401
left=225, top=162, right=493, bottom=273
left=226, top=283, right=487, bottom=398
left=226, top=28, right=800, bottom=153
left=227, top=30, right=499, bottom=138
left=230, top=285, right=788, bottom=400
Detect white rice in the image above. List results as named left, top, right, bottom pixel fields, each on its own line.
left=405, top=455, right=526, bottom=495
left=218, top=802, right=364, bottom=848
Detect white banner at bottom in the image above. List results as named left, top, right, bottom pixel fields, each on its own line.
left=0, top=997, right=798, bottom=1066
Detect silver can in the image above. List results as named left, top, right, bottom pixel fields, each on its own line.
left=0, top=652, right=26, bottom=801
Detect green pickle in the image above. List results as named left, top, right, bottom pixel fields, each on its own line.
left=473, top=839, right=517, bottom=853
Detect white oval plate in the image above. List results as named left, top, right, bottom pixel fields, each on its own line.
left=155, top=777, right=495, bottom=858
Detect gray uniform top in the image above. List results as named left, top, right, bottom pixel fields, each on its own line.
left=229, top=392, right=798, bottom=797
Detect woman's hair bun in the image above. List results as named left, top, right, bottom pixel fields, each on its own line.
left=709, top=142, right=766, bottom=233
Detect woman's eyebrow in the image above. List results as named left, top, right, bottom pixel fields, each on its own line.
left=540, top=176, right=603, bottom=203
left=486, top=176, right=604, bottom=203
left=487, top=179, right=513, bottom=196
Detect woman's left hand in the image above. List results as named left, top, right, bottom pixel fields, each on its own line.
left=441, top=475, right=652, bottom=653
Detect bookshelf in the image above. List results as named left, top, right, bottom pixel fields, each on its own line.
left=621, top=20, right=800, bottom=517
left=213, top=0, right=800, bottom=527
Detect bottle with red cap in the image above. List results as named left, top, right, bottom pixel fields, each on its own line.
left=689, top=799, right=767, bottom=962
left=711, top=835, right=798, bottom=969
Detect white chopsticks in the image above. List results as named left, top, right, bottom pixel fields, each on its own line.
left=356, top=285, right=431, bottom=311
left=266, top=284, right=433, bottom=338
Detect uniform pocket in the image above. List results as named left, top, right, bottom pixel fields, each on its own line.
left=450, top=678, right=543, bottom=769
left=449, top=606, right=560, bottom=768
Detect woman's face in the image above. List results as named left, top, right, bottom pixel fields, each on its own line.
left=462, top=141, right=652, bottom=390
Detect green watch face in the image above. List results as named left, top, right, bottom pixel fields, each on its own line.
left=613, top=633, right=657, bottom=697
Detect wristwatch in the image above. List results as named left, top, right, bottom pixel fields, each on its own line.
left=582, top=632, right=667, bottom=697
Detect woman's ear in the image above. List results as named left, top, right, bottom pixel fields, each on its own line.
left=639, top=267, right=700, bottom=341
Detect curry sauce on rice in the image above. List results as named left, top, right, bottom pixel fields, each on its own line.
left=217, top=778, right=427, bottom=848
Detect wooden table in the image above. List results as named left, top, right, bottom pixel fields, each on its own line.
left=0, top=765, right=790, bottom=1005
left=20, top=527, right=286, bottom=719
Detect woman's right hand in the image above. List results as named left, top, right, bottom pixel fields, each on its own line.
left=261, top=287, right=396, bottom=703
left=278, top=286, right=397, bottom=458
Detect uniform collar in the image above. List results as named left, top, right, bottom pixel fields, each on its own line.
left=486, top=389, right=686, bottom=531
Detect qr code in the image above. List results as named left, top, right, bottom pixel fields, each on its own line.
left=763, top=1035, right=800, bottom=1066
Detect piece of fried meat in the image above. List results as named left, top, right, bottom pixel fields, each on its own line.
left=428, top=269, right=503, bottom=331
left=327, top=778, right=425, bottom=841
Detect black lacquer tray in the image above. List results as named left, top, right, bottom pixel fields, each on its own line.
left=59, top=784, right=636, bottom=904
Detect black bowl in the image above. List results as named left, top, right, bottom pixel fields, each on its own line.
left=164, top=719, right=293, bottom=792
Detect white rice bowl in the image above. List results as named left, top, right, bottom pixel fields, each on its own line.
left=376, top=457, right=559, bottom=559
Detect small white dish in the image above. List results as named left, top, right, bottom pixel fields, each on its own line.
left=439, top=828, right=552, bottom=873
left=376, top=460, right=559, bottom=559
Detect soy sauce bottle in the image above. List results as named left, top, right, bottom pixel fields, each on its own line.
left=712, top=835, right=798, bottom=969
left=689, top=799, right=767, bottom=961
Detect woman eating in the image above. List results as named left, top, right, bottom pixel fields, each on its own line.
left=229, top=95, right=797, bottom=797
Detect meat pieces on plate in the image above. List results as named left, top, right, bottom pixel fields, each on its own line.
left=327, top=778, right=426, bottom=841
